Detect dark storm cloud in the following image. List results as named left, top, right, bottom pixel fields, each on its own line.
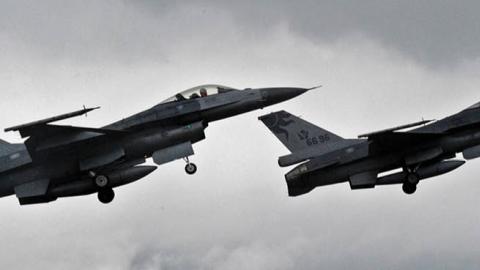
left=2, top=0, right=480, bottom=66
left=0, top=0, right=173, bottom=63
left=1, top=1, right=480, bottom=270
left=210, top=0, right=480, bottom=66
left=125, top=0, right=480, bottom=66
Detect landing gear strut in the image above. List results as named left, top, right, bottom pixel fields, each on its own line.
left=402, top=167, right=420, bottom=195
left=183, top=157, right=197, bottom=175
left=98, top=188, right=115, bottom=204
left=406, top=173, right=420, bottom=185
left=89, top=171, right=114, bottom=203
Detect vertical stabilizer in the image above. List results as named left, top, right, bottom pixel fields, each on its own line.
left=259, top=111, right=344, bottom=153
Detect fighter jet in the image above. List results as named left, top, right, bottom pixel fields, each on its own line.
left=0, top=84, right=309, bottom=205
left=259, top=102, right=480, bottom=196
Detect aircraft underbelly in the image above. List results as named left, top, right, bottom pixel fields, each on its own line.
left=463, top=144, right=480, bottom=160
left=302, top=153, right=403, bottom=188
left=404, top=147, right=443, bottom=166
left=79, top=146, right=125, bottom=172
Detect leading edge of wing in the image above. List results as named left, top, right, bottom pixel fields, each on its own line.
left=358, top=119, right=435, bottom=139
left=5, top=107, right=100, bottom=133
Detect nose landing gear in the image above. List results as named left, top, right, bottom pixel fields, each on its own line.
left=183, top=157, right=197, bottom=175
left=94, top=175, right=109, bottom=188
left=406, top=172, right=420, bottom=185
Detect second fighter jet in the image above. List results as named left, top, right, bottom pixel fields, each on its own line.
left=260, top=102, right=480, bottom=196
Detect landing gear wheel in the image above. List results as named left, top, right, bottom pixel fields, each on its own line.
left=185, top=163, right=197, bottom=175
left=402, top=183, right=417, bottom=195
left=406, top=173, right=420, bottom=185
left=94, top=175, right=109, bottom=188
left=98, top=188, right=115, bottom=204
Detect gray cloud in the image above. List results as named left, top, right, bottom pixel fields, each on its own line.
left=2, top=0, right=480, bottom=67
left=212, top=0, right=480, bottom=67
left=0, top=1, right=480, bottom=270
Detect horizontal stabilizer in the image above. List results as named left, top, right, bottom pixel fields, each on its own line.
left=0, top=139, right=11, bottom=145
left=5, top=107, right=100, bottom=133
left=277, top=139, right=365, bottom=167
left=0, top=139, right=13, bottom=153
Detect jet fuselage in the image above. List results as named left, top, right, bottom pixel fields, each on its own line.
left=0, top=85, right=309, bottom=204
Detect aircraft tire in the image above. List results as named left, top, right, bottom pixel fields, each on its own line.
left=185, top=163, right=197, bottom=175
left=402, top=183, right=417, bottom=195
left=94, top=175, right=109, bottom=188
left=98, top=188, right=115, bottom=204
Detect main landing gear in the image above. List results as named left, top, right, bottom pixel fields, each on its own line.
left=89, top=171, right=115, bottom=204
left=97, top=188, right=115, bottom=204
left=94, top=175, right=109, bottom=188
left=183, top=157, right=197, bottom=175
left=402, top=182, right=417, bottom=195
left=402, top=169, right=420, bottom=195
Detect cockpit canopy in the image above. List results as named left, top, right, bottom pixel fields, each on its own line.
left=161, top=84, right=239, bottom=104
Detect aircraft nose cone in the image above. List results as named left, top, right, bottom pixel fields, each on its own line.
left=261, top=87, right=310, bottom=106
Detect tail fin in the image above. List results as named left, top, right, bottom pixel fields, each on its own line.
left=259, top=111, right=344, bottom=153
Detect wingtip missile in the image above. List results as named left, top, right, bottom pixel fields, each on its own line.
left=83, top=106, right=101, bottom=117
left=83, top=106, right=101, bottom=112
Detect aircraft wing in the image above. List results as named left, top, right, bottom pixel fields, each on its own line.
left=365, top=131, right=442, bottom=156
left=5, top=107, right=104, bottom=138
left=357, top=120, right=442, bottom=151
left=358, top=119, right=434, bottom=139
left=5, top=107, right=128, bottom=158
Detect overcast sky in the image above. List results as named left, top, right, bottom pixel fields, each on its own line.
left=0, top=1, right=480, bottom=269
